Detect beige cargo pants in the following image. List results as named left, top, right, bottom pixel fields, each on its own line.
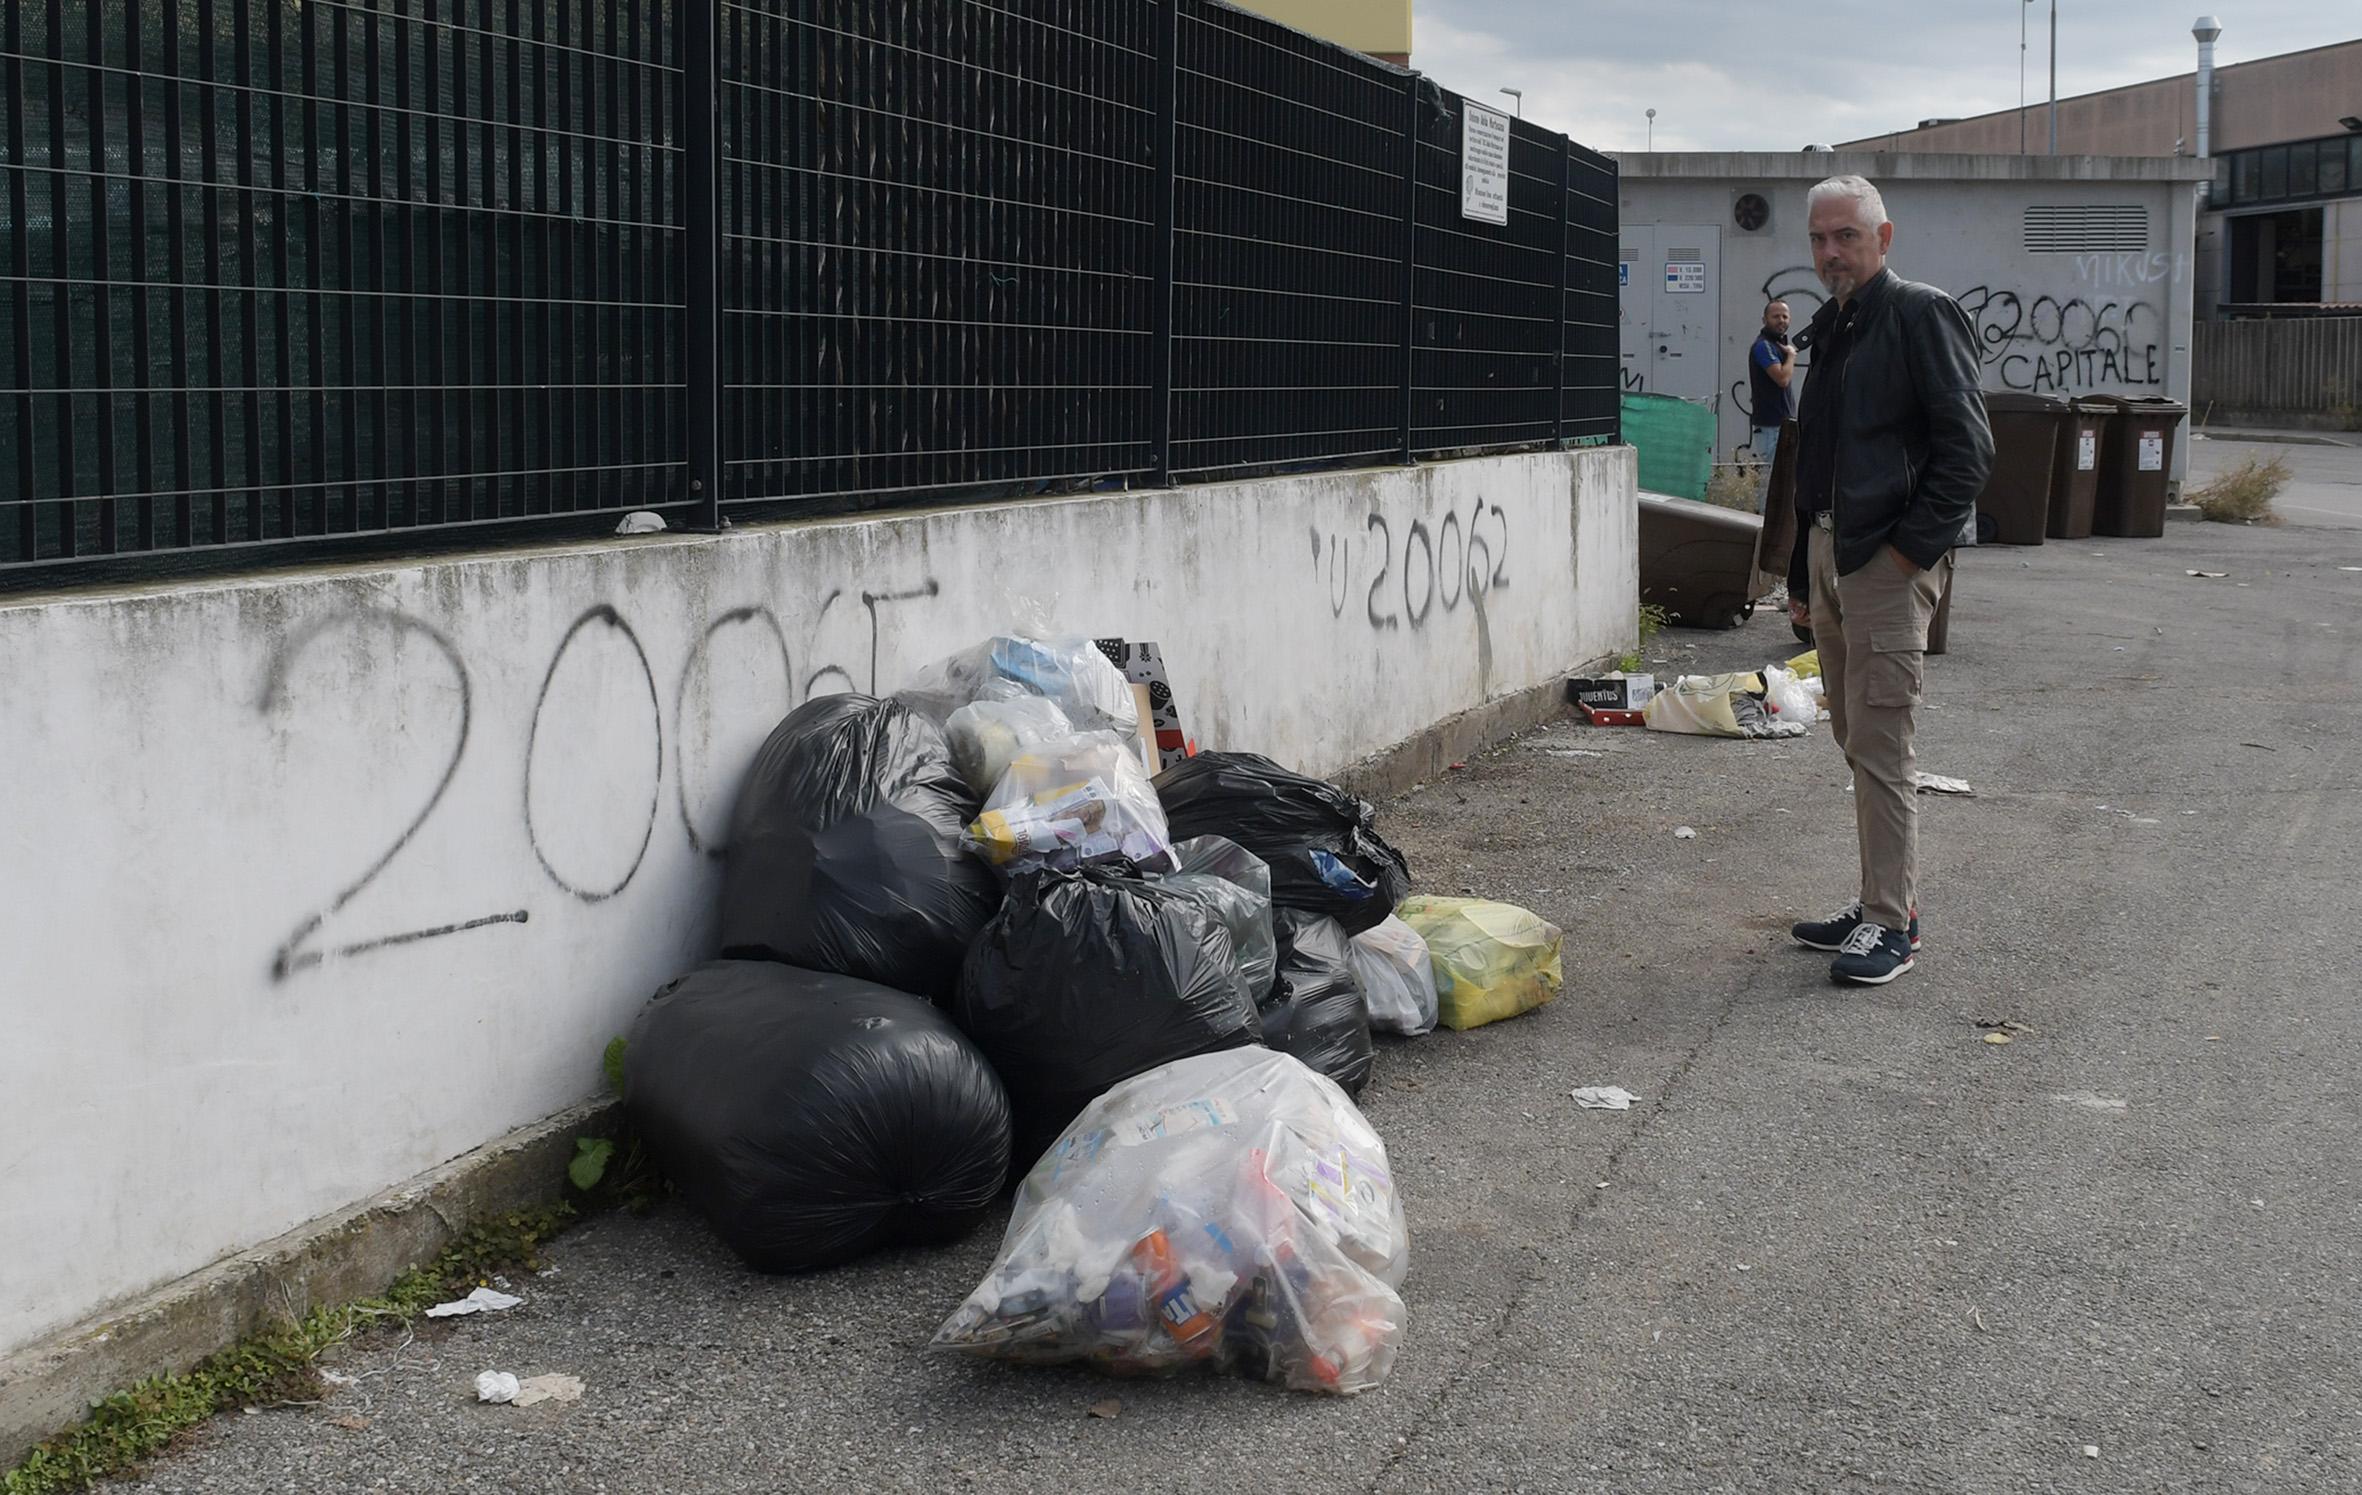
left=1808, top=523, right=1953, bottom=935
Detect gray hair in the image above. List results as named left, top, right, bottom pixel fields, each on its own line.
left=1806, top=175, right=1889, bottom=229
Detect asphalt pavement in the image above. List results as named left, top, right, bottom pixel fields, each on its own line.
left=2186, top=431, right=2362, bottom=528
left=123, top=519, right=2362, bottom=1494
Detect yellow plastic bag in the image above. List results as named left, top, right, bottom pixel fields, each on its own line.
left=1787, top=649, right=1820, bottom=681
left=1641, top=672, right=1764, bottom=738
left=1397, top=896, right=1564, bottom=1031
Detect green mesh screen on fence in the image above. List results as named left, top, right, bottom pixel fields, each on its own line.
left=1619, top=391, right=1714, bottom=501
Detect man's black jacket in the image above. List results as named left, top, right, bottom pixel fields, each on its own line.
left=1786, top=268, right=1994, bottom=599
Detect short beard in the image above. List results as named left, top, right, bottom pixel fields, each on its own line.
left=1818, top=267, right=1859, bottom=299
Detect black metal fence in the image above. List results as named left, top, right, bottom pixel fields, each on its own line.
left=2, top=0, right=1618, bottom=576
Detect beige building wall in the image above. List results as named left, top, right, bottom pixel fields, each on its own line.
left=2331, top=200, right=2362, bottom=303
left=1839, top=37, right=2362, bottom=157
left=1228, top=0, right=1412, bottom=62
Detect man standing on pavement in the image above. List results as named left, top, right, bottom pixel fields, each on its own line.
left=1747, top=301, right=1797, bottom=513
left=1785, top=176, right=1992, bottom=985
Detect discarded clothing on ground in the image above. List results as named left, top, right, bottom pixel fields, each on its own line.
left=1262, top=909, right=1376, bottom=1096
left=931, top=1048, right=1409, bottom=1395
left=1154, top=752, right=1411, bottom=935
left=953, top=865, right=1263, bottom=1167
left=1397, top=896, right=1564, bottom=1031
left=626, top=961, right=1012, bottom=1273
left=718, top=693, right=998, bottom=1001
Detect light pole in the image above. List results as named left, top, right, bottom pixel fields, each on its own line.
left=1499, top=87, right=1522, bottom=118
left=1646, top=107, right=1657, bottom=150
left=2048, top=0, right=2058, bottom=155
left=2020, top=0, right=2032, bottom=155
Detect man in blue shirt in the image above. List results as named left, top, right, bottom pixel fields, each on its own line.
left=1747, top=301, right=1797, bottom=512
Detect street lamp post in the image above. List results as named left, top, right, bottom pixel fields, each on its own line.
left=2020, top=0, right=2031, bottom=155
left=1499, top=87, right=1522, bottom=118
left=1646, top=107, right=1656, bottom=150
left=2048, top=0, right=2058, bottom=155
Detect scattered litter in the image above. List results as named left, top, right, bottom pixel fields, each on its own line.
left=1914, top=773, right=1973, bottom=796
left=1773, top=807, right=1792, bottom=815
left=2083, top=1445, right=2101, bottom=1460
left=2111, top=646, right=2126, bottom=652
left=2341, top=567, right=2362, bottom=572
left=2205, top=1035, right=2223, bottom=1042
left=1673, top=826, right=1698, bottom=840
left=1570, top=1086, right=1638, bottom=1111
left=2096, top=805, right=2161, bottom=825
left=613, top=510, right=666, bottom=535
left=512, top=1374, right=585, bottom=1408
left=2240, top=742, right=2277, bottom=753
left=1734, top=1263, right=1752, bottom=1272
left=426, top=1287, right=524, bottom=1319
left=1088, top=1399, right=1123, bottom=1420
left=1539, top=747, right=1609, bottom=759
left=320, top=1369, right=358, bottom=1387
left=1982, top=1033, right=2013, bottom=1047
left=1971, top=1307, right=1987, bottom=1333
left=2185, top=569, right=2228, bottom=579
left=2051, top=1091, right=2128, bottom=1113
left=328, top=1414, right=372, bottom=1432
left=474, top=1371, right=521, bottom=1405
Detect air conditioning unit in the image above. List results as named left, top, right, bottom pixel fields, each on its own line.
left=1732, top=191, right=1772, bottom=234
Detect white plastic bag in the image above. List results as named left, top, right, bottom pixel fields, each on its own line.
left=1760, top=666, right=1818, bottom=733
left=964, top=733, right=1174, bottom=875
left=1160, top=836, right=1279, bottom=997
left=944, top=695, right=1074, bottom=797
left=931, top=1048, right=1408, bottom=1394
left=1348, top=917, right=1438, bottom=1037
left=898, top=635, right=1139, bottom=738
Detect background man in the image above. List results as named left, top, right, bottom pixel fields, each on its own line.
left=1747, top=301, right=1796, bottom=513
left=1785, top=176, right=1992, bottom=986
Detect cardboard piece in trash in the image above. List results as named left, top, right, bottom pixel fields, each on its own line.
left=1128, top=683, right=1160, bottom=775
left=1095, top=640, right=1188, bottom=759
left=1567, top=673, right=1656, bottom=711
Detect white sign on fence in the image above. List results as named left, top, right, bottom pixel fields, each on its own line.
left=1461, top=104, right=1511, bottom=225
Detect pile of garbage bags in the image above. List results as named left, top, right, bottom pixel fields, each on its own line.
left=618, top=625, right=1570, bottom=1397
left=932, top=1048, right=1408, bottom=1393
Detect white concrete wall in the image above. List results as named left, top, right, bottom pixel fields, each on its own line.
left=1621, top=171, right=2201, bottom=480
left=0, top=448, right=1635, bottom=1357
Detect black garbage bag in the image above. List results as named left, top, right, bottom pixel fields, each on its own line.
left=720, top=693, right=999, bottom=1001
left=1153, top=752, right=1412, bottom=935
left=1264, top=909, right=1376, bottom=1096
left=953, top=865, right=1263, bottom=1165
left=626, top=961, right=1012, bottom=1273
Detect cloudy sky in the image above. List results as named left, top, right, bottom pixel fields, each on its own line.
left=1412, top=2, right=2355, bottom=153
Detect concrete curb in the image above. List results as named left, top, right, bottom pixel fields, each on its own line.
left=0, top=1096, right=622, bottom=1468
left=2165, top=504, right=2203, bottom=523
left=1336, top=661, right=1619, bottom=803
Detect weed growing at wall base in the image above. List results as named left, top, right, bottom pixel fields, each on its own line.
left=2, top=1205, right=576, bottom=1495
left=1619, top=604, right=1674, bottom=672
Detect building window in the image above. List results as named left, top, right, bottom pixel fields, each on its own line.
left=2290, top=141, right=2319, bottom=197
left=2214, top=154, right=2236, bottom=205
left=2324, top=142, right=2350, bottom=198
left=2260, top=145, right=2288, bottom=200
left=2236, top=151, right=2261, bottom=203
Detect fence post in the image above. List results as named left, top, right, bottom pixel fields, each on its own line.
left=681, top=0, right=724, bottom=531
left=1150, top=0, right=1178, bottom=488
left=1555, top=134, right=1570, bottom=447
left=1397, top=73, right=1419, bottom=465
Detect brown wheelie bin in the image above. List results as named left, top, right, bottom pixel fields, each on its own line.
left=1975, top=393, right=2066, bottom=546
left=2047, top=398, right=2112, bottom=540
left=2092, top=397, right=2189, bottom=539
